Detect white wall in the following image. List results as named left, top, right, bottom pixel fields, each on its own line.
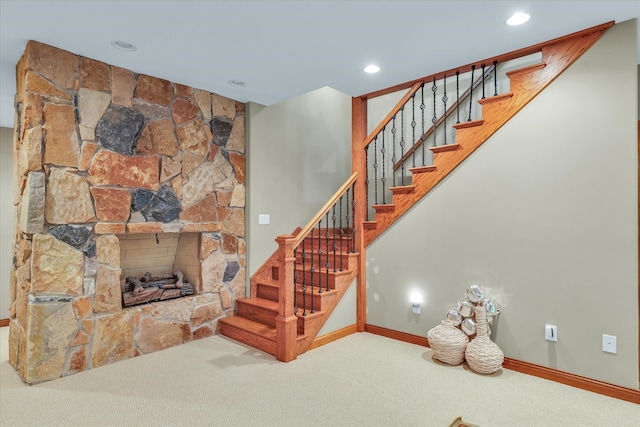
left=0, top=127, right=13, bottom=320
left=247, top=86, right=355, bottom=332
left=366, top=20, right=638, bottom=389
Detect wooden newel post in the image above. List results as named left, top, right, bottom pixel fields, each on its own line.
left=275, top=234, right=297, bottom=362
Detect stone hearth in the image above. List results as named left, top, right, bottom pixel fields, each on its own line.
left=9, top=40, right=246, bottom=383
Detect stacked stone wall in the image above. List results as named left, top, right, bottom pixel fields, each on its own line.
left=9, top=40, right=246, bottom=383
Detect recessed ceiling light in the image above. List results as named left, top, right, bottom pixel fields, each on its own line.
left=364, top=64, right=380, bottom=74
left=111, top=40, right=137, bottom=52
left=228, top=80, right=246, bottom=87
left=506, top=12, right=530, bottom=26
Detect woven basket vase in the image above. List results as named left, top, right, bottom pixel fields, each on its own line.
left=465, top=305, right=504, bottom=374
left=427, top=320, right=469, bottom=365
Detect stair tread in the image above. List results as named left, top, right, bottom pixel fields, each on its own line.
left=506, top=62, right=547, bottom=77
left=219, top=316, right=276, bottom=340
left=451, top=119, right=484, bottom=130
left=237, top=297, right=279, bottom=311
left=408, top=165, right=436, bottom=174
left=478, top=92, right=514, bottom=105
left=430, top=143, right=461, bottom=152
left=389, top=185, right=415, bottom=193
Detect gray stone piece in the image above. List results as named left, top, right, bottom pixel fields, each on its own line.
left=211, top=117, right=233, bottom=147
left=84, top=240, right=97, bottom=258
left=141, top=185, right=181, bottom=223
left=96, top=105, right=146, bottom=155
left=50, top=225, right=91, bottom=250
left=131, top=189, right=154, bottom=211
left=223, top=260, right=240, bottom=283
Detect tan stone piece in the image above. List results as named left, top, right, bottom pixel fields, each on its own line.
left=176, top=119, right=209, bottom=158
left=19, top=171, right=45, bottom=234
left=78, top=88, right=111, bottom=139
left=31, top=234, right=83, bottom=295
left=25, top=301, right=78, bottom=383
left=219, top=287, right=233, bottom=309
left=191, top=301, right=222, bottom=326
left=237, top=238, right=246, bottom=255
left=91, top=310, right=134, bottom=368
left=24, top=41, right=79, bottom=90
left=194, top=90, right=211, bottom=121
left=96, top=234, right=120, bottom=266
left=179, top=194, right=217, bottom=223
left=230, top=184, right=245, bottom=208
left=135, top=74, right=172, bottom=106
left=80, top=57, right=111, bottom=92
left=127, top=222, right=162, bottom=234
left=24, top=72, right=71, bottom=101
left=160, top=155, right=181, bottom=183
left=112, top=66, right=136, bottom=108
left=182, top=222, right=221, bottom=233
left=43, top=103, right=80, bottom=167
left=45, top=168, right=96, bottom=224
left=78, top=141, right=98, bottom=171
left=91, top=187, right=131, bottom=222
left=221, top=232, right=238, bottom=254
left=135, top=318, right=191, bottom=354
left=87, top=150, right=159, bottom=191
left=136, top=120, right=178, bottom=157
left=95, top=223, right=126, bottom=234
left=71, top=330, right=90, bottom=346
left=172, top=98, right=199, bottom=125
left=73, top=296, right=93, bottom=319
left=193, top=325, right=214, bottom=340
left=200, top=233, right=219, bottom=259
left=181, top=151, right=203, bottom=178
left=228, top=152, right=245, bottom=184
left=215, top=189, right=232, bottom=207
left=227, top=115, right=245, bottom=154
left=181, top=161, right=225, bottom=208
left=21, top=92, right=44, bottom=132
left=211, top=93, right=236, bottom=120
left=94, top=265, right=122, bottom=313
left=173, top=83, right=192, bottom=98
left=223, top=208, right=245, bottom=238
left=67, top=346, right=87, bottom=374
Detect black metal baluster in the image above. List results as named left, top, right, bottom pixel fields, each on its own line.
left=310, top=228, right=315, bottom=313
left=481, top=64, right=486, bottom=99
left=339, top=194, right=344, bottom=271
left=442, top=74, right=448, bottom=145
left=399, top=106, right=405, bottom=185
left=381, top=128, right=386, bottom=204
left=301, top=241, right=307, bottom=316
left=420, top=83, right=426, bottom=166
left=332, top=205, right=337, bottom=273
left=411, top=93, right=416, bottom=168
left=467, top=65, right=476, bottom=122
left=345, top=188, right=351, bottom=253
left=364, top=146, right=369, bottom=221
left=493, top=60, right=498, bottom=96
left=373, top=136, right=378, bottom=206
left=317, top=219, right=322, bottom=294
left=325, top=211, right=330, bottom=292
left=391, top=116, right=396, bottom=187
left=456, top=71, right=460, bottom=124
left=432, top=77, right=437, bottom=147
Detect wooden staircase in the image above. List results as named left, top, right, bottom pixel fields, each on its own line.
left=220, top=21, right=613, bottom=361
left=360, top=23, right=613, bottom=246
left=219, top=231, right=359, bottom=357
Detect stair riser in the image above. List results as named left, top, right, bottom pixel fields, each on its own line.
left=256, top=283, right=330, bottom=312
left=298, top=240, right=356, bottom=255
left=219, top=323, right=276, bottom=356
left=236, top=302, right=278, bottom=328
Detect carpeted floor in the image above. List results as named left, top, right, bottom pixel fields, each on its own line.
left=0, top=332, right=638, bottom=426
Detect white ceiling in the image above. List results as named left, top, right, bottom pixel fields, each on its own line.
left=1, top=1, right=638, bottom=129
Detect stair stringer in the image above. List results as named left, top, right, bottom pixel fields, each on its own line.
left=294, top=268, right=358, bottom=356
left=363, top=26, right=610, bottom=247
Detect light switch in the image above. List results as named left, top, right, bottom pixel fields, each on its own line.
left=258, top=214, right=270, bottom=225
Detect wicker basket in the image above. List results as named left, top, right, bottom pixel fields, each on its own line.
left=427, top=320, right=469, bottom=365
left=465, top=306, right=504, bottom=374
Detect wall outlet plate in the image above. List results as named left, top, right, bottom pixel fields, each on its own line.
left=545, top=324, right=557, bottom=342
left=602, top=334, right=617, bottom=354
left=258, top=214, right=270, bottom=225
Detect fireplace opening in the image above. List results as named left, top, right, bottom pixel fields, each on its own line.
left=118, top=233, right=202, bottom=307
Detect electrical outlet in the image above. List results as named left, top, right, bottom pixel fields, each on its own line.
left=545, top=324, right=557, bottom=342
left=602, top=334, right=617, bottom=354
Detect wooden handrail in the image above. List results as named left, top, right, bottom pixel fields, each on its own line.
left=292, top=172, right=358, bottom=248
left=362, top=82, right=423, bottom=149
left=360, top=21, right=615, bottom=100
left=393, top=65, right=496, bottom=170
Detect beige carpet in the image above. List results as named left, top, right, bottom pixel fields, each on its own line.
left=1, top=332, right=638, bottom=426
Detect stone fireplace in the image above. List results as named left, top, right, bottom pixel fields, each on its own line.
left=9, top=40, right=246, bottom=383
